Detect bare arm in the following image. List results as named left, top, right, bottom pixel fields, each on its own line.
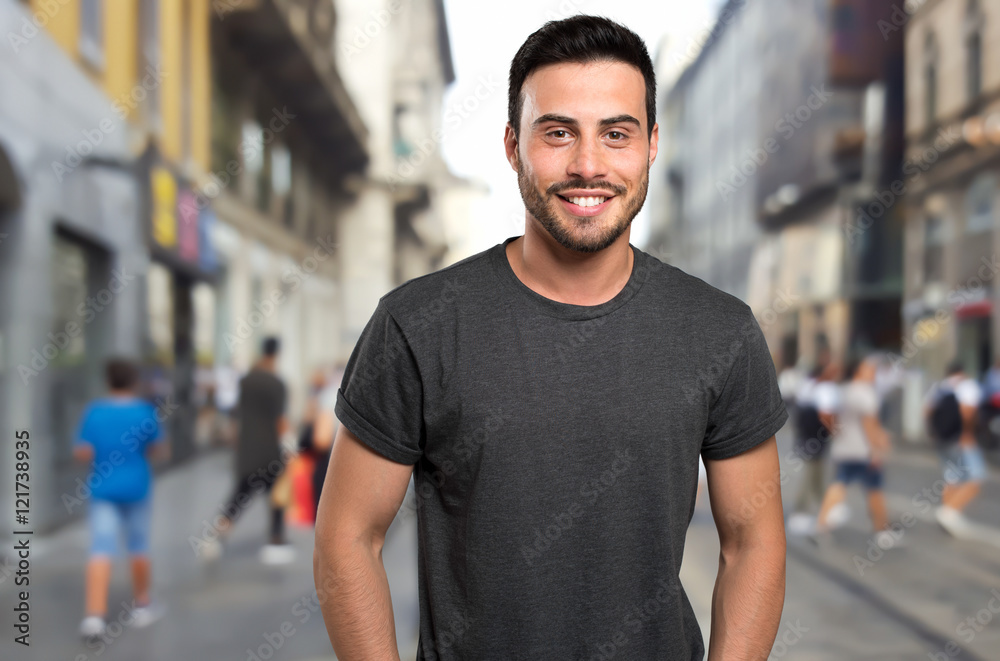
left=705, top=435, right=786, bottom=661
left=314, top=423, right=414, bottom=660
left=313, top=409, right=337, bottom=452
left=862, top=414, right=889, bottom=463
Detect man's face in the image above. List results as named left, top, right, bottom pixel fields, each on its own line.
left=506, top=60, right=657, bottom=253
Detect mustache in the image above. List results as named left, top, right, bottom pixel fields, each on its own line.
left=547, top=181, right=627, bottom=196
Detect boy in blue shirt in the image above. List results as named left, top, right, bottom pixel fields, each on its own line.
left=75, top=358, right=168, bottom=641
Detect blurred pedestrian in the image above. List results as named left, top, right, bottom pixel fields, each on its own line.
left=291, top=366, right=330, bottom=523
left=204, top=337, right=293, bottom=564
left=75, top=358, right=169, bottom=642
left=311, top=362, right=345, bottom=513
left=786, top=365, right=829, bottom=535
left=813, top=356, right=893, bottom=546
left=980, top=357, right=1000, bottom=450
left=213, top=359, right=241, bottom=445
left=925, top=360, right=985, bottom=536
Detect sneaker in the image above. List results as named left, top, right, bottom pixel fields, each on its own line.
left=130, top=601, right=166, bottom=628
left=827, top=502, right=851, bottom=529
left=787, top=513, right=816, bottom=537
left=259, top=544, right=297, bottom=565
left=79, top=615, right=106, bottom=641
left=936, top=506, right=971, bottom=538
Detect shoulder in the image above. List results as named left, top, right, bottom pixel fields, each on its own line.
left=637, top=253, right=760, bottom=342
left=377, top=245, right=498, bottom=330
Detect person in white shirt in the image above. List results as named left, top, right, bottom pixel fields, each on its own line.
left=814, top=356, right=893, bottom=547
left=787, top=365, right=832, bottom=534
left=924, top=361, right=986, bottom=534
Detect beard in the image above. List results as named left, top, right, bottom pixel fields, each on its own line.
left=516, top=159, right=650, bottom=253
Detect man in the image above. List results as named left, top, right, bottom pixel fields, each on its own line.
left=314, top=16, right=788, bottom=660
left=207, top=337, right=293, bottom=564
left=925, top=360, right=985, bottom=536
left=813, top=356, right=893, bottom=546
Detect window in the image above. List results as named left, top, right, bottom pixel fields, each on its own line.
left=965, top=0, right=983, bottom=103
left=51, top=235, right=88, bottom=366
left=966, top=173, right=996, bottom=234
left=137, top=0, right=160, bottom=127
left=924, top=32, right=938, bottom=126
left=80, top=0, right=104, bottom=69
left=923, top=216, right=945, bottom=284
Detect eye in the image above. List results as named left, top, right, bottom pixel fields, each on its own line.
left=607, top=131, right=626, bottom=141
left=548, top=130, right=570, bottom=139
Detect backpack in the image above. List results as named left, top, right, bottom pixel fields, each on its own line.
left=929, top=389, right=963, bottom=444
left=795, top=403, right=828, bottom=457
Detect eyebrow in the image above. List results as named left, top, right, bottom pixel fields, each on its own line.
left=531, top=113, right=641, bottom=130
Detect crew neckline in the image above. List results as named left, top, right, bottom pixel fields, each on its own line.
left=491, top=236, right=647, bottom=321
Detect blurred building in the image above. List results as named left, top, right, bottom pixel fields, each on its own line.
left=0, top=0, right=460, bottom=532
left=0, top=0, right=213, bottom=531
left=902, top=0, right=1000, bottom=384
left=649, top=0, right=904, bottom=372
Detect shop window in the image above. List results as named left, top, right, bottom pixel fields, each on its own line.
left=966, top=173, right=996, bottom=234
left=50, top=236, right=88, bottom=366
left=147, top=262, right=175, bottom=366
left=923, top=216, right=944, bottom=284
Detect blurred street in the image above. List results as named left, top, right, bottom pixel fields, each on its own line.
left=6, top=420, right=1000, bottom=661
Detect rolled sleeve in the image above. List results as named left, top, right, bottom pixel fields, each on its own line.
left=701, top=309, right=789, bottom=461
left=334, top=299, right=424, bottom=465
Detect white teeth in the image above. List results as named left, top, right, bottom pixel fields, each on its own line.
left=567, top=196, right=607, bottom=207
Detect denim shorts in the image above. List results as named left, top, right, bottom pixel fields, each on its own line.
left=89, top=497, right=152, bottom=557
left=834, top=461, right=884, bottom=490
left=940, top=445, right=988, bottom=485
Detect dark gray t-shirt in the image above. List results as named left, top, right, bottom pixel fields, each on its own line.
left=236, top=369, right=287, bottom=478
left=335, top=236, right=788, bottom=660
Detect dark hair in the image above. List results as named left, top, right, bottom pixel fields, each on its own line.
left=508, top=15, right=656, bottom=140
left=262, top=336, right=280, bottom=357
left=945, top=360, right=964, bottom=377
left=843, top=358, right=862, bottom=382
left=106, top=358, right=138, bottom=390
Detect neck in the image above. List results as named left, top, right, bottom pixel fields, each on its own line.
left=506, top=222, right=634, bottom=306
left=108, top=389, right=134, bottom=398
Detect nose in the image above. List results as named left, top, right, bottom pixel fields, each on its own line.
left=566, top=134, right=608, bottom=181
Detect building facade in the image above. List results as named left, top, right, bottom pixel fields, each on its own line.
left=902, top=0, right=1000, bottom=386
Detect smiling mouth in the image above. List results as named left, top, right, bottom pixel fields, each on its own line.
left=556, top=194, right=615, bottom=208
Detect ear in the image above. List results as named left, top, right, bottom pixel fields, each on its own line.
left=504, top=122, right=520, bottom=173
left=648, top=122, right=659, bottom=167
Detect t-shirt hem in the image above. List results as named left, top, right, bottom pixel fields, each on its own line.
left=334, top=390, right=422, bottom=465
left=701, top=402, right=789, bottom=461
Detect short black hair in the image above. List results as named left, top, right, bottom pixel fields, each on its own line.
left=262, top=336, right=280, bottom=357
left=945, top=360, right=964, bottom=377
left=508, top=15, right=656, bottom=140
left=106, top=358, right=138, bottom=390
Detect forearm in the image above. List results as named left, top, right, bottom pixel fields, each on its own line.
left=707, top=543, right=785, bottom=661
left=314, top=539, right=401, bottom=661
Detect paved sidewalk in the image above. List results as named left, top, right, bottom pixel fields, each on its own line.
left=1, top=450, right=421, bottom=661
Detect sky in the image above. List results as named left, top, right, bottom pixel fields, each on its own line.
left=439, top=0, right=725, bottom=255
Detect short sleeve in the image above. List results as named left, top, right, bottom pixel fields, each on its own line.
left=334, top=300, right=424, bottom=465
left=143, top=403, right=163, bottom=445
left=814, top=382, right=840, bottom=414
left=956, top=380, right=982, bottom=408
left=701, top=311, right=789, bottom=461
left=76, top=405, right=96, bottom=446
